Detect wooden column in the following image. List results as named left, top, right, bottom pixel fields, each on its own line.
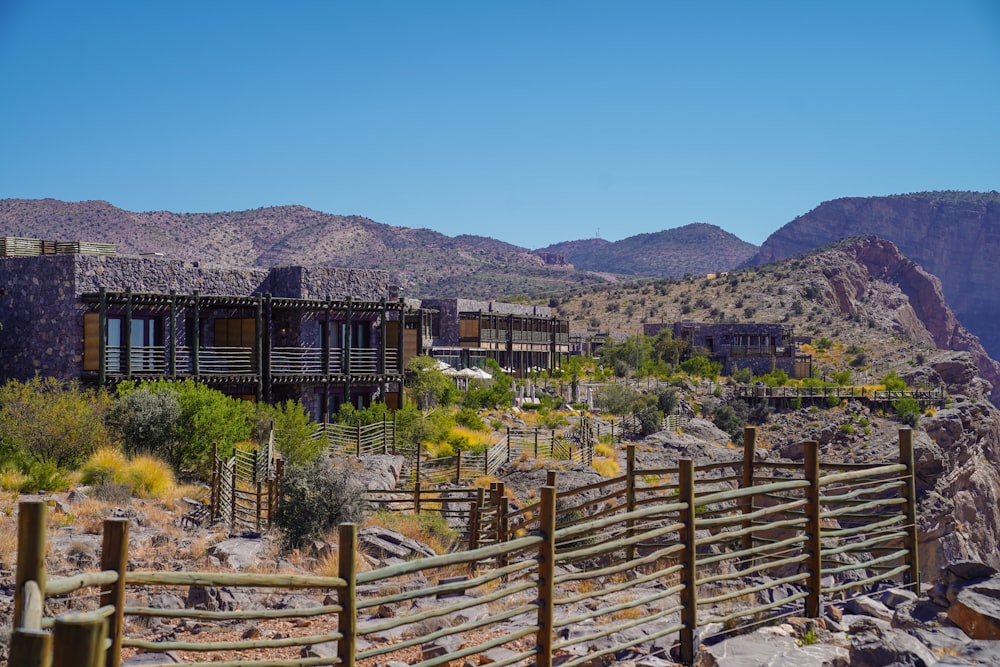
left=899, top=428, right=921, bottom=591
left=14, top=500, right=47, bottom=632
left=626, top=443, right=637, bottom=563
left=52, top=614, right=107, bottom=667
left=536, top=485, right=557, bottom=667
left=337, top=523, right=358, bottom=667
left=740, top=426, right=757, bottom=555
left=100, top=519, right=129, bottom=667
left=804, top=440, right=822, bottom=618
left=679, top=459, right=697, bottom=666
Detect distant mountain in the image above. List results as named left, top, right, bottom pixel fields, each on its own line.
left=537, top=223, right=758, bottom=277
left=746, top=191, right=1000, bottom=359
left=0, top=199, right=616, bottom=299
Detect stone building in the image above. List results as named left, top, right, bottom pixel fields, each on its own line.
left=0, top=250, right=411, bottom=420
left=416, top=299, right=570, bottom=377
left=644, top=321, right=812, bottom=378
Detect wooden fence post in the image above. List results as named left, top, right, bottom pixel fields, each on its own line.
left=415, top=441, right=422, bottom=484
left=392, top=412, right=398, bottom=455
left=337, top=523, right=358, bottom=667
left=534, top=429, right=539, bottom=458
left=229, top=459, right=237, bottom=535
left=536, top=485, right=557, bottom=667
left=383, top=417, right=388, bottom=454
left=100, top=519, right=129, bottom=667
left=14, top=500, right=47, bottom=629
left=804, top=440, right=822, bottom=618
left=9, top=627, right=51, bottom=667
left=626, top=443, right=637, bottom=563
left=740, top=426, right=757, bottom=556
left=506, top=427, right=511, bottom=462
left=469, top=488, right=484, bottom=554
left=679, top=459, right=697, bottom=666
left=455, top=449, right=463, bottom=485
left=899, top=428, right=921, bottom=591
left=255, top=482, right=263, bottom=533
left=52, top=613, right=107, bottom=667
left=210, top=443, right=219, bottom=521
left=355, top=420, right=362, bottom=457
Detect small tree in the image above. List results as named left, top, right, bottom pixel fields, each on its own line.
left=268, top=400, right=321, bottom=466
left=274, top=454, right=368, bottom=549
left=595, top=384, right=641, bottom=415
left=406, top=356, right=456, bottom=411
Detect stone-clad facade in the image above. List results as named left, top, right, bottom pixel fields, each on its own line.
left=0, top=253, right=406, bottom=418
left=419, top=298, right=568, bottom=376
left=644, top=321, right=810, bottom=378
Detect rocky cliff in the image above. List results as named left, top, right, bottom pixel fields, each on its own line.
left=748, top=191, right=1000, bottom=360
left=825, top=236, right=1000, bottom=407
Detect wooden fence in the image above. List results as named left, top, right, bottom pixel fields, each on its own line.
left=12, top=428, right=919, bottom=667
left=733, top=383, right=945, bottom=406
left=210, top=433, right=282, bottom=534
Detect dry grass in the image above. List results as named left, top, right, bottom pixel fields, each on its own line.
left=364, top=511, right=459, bottom=555
left=595, top=442, right=616, bottom=459
left=125, top=455, right=176, bottom=499
left=592, top=458, right=621, bottom=478
left=80, top=447, right=176, bottom=500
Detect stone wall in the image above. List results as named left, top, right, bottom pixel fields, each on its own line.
left=0, top=255, right=81, bottom=382
left=266, top=266, right=390, bottom=301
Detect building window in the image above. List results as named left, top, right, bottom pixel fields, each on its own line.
left=83, top=313, right=162, bottom=372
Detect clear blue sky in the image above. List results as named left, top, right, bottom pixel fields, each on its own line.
left=2, top=2, right=998, bottom=248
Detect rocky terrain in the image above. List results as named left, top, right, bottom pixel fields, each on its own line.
left=747, top=191, right=1000, bottom=361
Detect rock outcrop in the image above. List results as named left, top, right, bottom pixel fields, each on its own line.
left=748, top=191, right=1000, bottom=361
left=800, top=236, right=1000, bottom=407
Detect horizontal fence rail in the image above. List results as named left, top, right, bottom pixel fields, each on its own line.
left=14, top=427, right=920, bottom=667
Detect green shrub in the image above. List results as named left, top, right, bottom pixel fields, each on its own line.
left=268, top=400, right=321, bottom=466
left=455, top=408, right=488, bottom=432
left=274, top=454, right=368, bottom=549
left=108, top=386, right=181, bottom=459
left=826, top=395, right=842, bottom=408
left=20, top=461, right=70, bottom=493
left=654, top=387, right=679, bottom=415
left=881, top=371, right=907, bottom=392
left=595, top=384, right=641, bottom=415
left=789, top=396, right=803, bottom=410
left=115, top=380, right=255, bottom=478
left=893, top=397, right=921, bottom=427
left=636, top=406, right=663, bottom=436
left=680, top=356, right=722, bottom=380
left=0, top=377, right=112, bottom=469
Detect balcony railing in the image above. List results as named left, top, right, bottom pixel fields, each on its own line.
left=349, top=348, right=380, bottom=374
left=103, top=346, right=401, bottom=377
left=271, top=347, right=324, bottom=375
left=183, top=347, right=256, bottom=375
left=105, top=346, right=168, bottom=374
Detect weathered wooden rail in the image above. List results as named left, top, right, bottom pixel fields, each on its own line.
left=12, top=428, right=919, bottom=667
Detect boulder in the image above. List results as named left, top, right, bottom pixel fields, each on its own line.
left=694, top=632, right=848, bottom=667
left=359, top=526, right=436, bottom=562
left=849, top=617, right=937, bottom=667
left=205, top=537, right=268, bottom=570
left=947, top=576, right=1000, bottom=639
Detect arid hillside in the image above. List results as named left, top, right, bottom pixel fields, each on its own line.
left=0, top=199, right=614, bottom=299
left=552, top=236, right=1000, bottom=406
left=747, top=191, right=1000, bottom=359
left=538, top=222, right=757, bottom=277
